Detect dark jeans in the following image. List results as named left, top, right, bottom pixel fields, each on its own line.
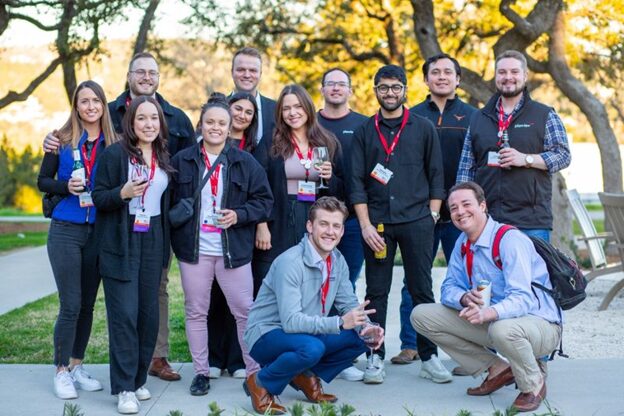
left=103, top=216, right=163, bottom=394
left=250, top=328, right=367, bottom=395
left=364, top=216, right=437, bottom=360
left=208, top=282, right=244, bottom=373
left=519, top=228, right=550, bottom=242
left=337, top=216, right=365, bottom=288
left=399, top=221, right=461, bottom=350
left=47, top=220, right=100, bottom=367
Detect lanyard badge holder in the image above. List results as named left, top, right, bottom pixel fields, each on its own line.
left=487, top=103, right=513, bottom=167
left=370, top=109, right=409, bottom=185
left=291, top=137, right=316, bottom=202
left=79, top=138, right=99, bottom=208
left=133, top=153, right=156, bottom=233
left=200, top=146, right=224, bottom=233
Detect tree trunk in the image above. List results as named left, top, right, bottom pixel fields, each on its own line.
left=132, top=0, right=160, bottom=56
left=551, top=173, right=574, bottom=256
left=547, top=10, right=623, bottom=193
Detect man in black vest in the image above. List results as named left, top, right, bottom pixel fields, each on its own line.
left=43, top=52, right=195, bottom=383
left=351, top=64, right=450, bottom=384
left=456, top=50, right=571, bottom=242
left=393, top=53, right=477, bottom=367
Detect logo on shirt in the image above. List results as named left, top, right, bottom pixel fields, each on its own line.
left=342, top=130, right=355, bottom=134
left=514, top=123, right=534, bottom=128
left=453, top=114, right=466, bottom=121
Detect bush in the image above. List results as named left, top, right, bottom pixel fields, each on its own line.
left=13, top=184, right=41, bottom=214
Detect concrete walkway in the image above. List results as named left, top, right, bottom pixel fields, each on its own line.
left=0, top=250, right=623, bottom=415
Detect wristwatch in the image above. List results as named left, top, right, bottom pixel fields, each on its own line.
left=431, top=211, right=440, bottom=223
left=525, top=154, right=534, bottom=168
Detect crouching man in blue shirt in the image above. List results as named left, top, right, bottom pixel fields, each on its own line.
left=243, top=197, right=384, bottom=414
left=411, top=182, right=561, bottom=413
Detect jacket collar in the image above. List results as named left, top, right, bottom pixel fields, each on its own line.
left=424, top=94, right=459, bottom=112
left=184, top=141, right=239, bottom=165
left=299, top=235, right=336, bottom=269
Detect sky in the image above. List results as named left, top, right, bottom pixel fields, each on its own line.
left=0, top=0, right=205, bottom=47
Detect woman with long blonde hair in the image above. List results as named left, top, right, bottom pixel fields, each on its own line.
left=37, top=80, right=117, bottom=400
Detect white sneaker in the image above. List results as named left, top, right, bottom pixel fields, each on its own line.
left=336, top=366, right=364, bottom=381
left=208, top=366, right=222, bottom=379
left=54, top=370, right=78, bottom=399
left=135, top=385, right=151, bottom=401
left=117, top=391, right=139, bottom=414
left=70, top=364, right=103, bottom=391
left=419, top=355, right=453, bottom=383
left=231, top=369, right=246, bottom=379
left=363, top=354, right=385, bottom=384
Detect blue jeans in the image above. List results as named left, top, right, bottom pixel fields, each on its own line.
left=399, top=221, right=462, bottom=350
left=337, top=217, right=364, bottom=288
left=519, top=228, right=550, bottom=242
left=250, top=328, right=367, bottom=395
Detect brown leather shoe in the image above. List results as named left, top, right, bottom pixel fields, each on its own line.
left=467, top=366, right=515, bottom=396
left=148, top=357, right=181, bottom=381
left=243, top=373, right=286, bottom=415
left=512, top=382, right=546, bottom=412
left=390, top=349, right=420, bottom=364
left=290, top=373, right=337, bottom=403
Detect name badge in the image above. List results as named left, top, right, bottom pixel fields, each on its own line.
left=297, top=180, right=316, bottom=202
left=133, top=210, right=150, bottom=233
left=370, top=163, right=393, bottom=185
left=201, top=210, right=222, bottom=233
left=79, top=192, right=94, bottom=208
left=487, top=151, right=501, bottom=167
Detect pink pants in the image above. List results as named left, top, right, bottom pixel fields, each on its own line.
left=179, top=255, right=260, bottom=376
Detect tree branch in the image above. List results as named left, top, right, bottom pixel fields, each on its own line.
left=8, top=11, right=60, bottom=30
left=0, top=56, right=63, bottom=109
left=132, top=0, right=160, bottom=55
left=410, top=0, right=442, bottom=59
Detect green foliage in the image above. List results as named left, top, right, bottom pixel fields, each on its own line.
left=207, top=402, right=226, bottom=416
left=167, top=411, right=184, bottom=416
left=63, top=403, right=85, bottom=416
left=0, top=135, right=42, bottom=208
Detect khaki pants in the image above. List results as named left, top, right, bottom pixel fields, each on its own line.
left=153, top=251, right=173, bottom=358
left=411, top=304, right=561, bottom=392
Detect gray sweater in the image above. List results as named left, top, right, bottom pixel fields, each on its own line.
left=244, top=236, right=359, bottom=350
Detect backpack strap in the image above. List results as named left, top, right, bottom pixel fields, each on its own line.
left=491, top=224, right=517, bottom=270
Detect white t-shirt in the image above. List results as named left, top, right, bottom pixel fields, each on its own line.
left=199, top=152, right=224, bottom=256
left=128, top=162, right=168, bottom=216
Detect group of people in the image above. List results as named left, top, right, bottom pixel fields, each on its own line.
left=38, top=45, right=571, bottom=415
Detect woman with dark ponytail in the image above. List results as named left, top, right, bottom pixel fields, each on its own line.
left=92, top=96, right=173, bottom=414
left=169, top=93, right=273, bottom=397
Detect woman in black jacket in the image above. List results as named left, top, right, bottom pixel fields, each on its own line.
left=170, top=93, right=273, bottom=396
left=92, top=96, right=173, bottom=415
left=252, top=84, right=344, bottom=289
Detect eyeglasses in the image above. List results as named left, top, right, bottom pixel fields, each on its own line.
left=374, top=84, right=405, bottom=94
left=130, top=69, right=159, bottom=78
left=323, top=81, right=350, bottom=88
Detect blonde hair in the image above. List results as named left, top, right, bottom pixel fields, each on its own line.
left=57, top=80, right=117, bottom=149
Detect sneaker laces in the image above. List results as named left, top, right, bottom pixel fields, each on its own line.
left=57, top=370, right=74, bottom=387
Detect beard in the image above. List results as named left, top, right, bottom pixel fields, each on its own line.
left=378, top=94, right=406, bottom=112
left=496, top=82, right=525, bottom=98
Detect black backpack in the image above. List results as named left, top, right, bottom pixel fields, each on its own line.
left=492, top=225, right=588, bottom=311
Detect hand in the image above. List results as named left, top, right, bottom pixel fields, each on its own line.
left=316, top=161, right=332, bottom=180
left=120, top=179, right=149, bottom=200
left=359, top=324, right=385, bottom=350
left=341, top=300, right=376, bottom=329
left=43, top=130, right=61, bottom=153
left=362, top=224, right=385, bottom=252
left=217, top=209, right=237, bottom=229
left=255, top=222, right=272, bottom=250
left=460, top=289, right=483, bottom=307
left=67, top=177, right=85, bottom=196
left=459, top=302, right=497, bottom=325
left=498, top=148, right=526, bottom=168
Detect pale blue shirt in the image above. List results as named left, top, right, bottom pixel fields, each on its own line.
left=441, top=217, right=562, bottom=324
left=255, top=92, right=263, bottom=143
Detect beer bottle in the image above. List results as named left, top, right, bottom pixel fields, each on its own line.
left=71, top=148, right=86, bottom=192
left=374, top=223, right=387, bottom=261
left=500, top=130, right=511, bottom=170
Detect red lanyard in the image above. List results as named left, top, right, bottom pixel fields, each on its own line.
left=374, top=107, right=410, bottom=163
left=239, top=134, right=246, bottom=150
left=201, top=146, right=222, bottom=211
left=291, top=135, right=313, bottom=181
left=321, top=255, right=332, bottom=314
left=497, top=101, right=513, bottom=146
left=461, top=240, right=474, bottom=286
left=132, top=152, right=156, bottom=209
left=81, top=134, right=100, bottom=185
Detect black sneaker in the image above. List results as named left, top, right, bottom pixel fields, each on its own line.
left=189, top=374, right=210, bottom=396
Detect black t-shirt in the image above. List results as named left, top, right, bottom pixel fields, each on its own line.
left=318, top=110, right=367, bottom=212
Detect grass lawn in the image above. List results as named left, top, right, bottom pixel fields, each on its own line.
left=0, top=259, right=191, bottom=364
left=0, top=208, right=42, bottom=216
left=0, top=231, right=48, bottom=253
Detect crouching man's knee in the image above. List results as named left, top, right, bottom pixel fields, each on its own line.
left=410, top=303, right=444, bottom=336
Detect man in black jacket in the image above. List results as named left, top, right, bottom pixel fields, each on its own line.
left=393, top=53, right=476, bottom=367
left=42, top=52, right=195, bottom=382
left=351, top=64, right=450, bottom=384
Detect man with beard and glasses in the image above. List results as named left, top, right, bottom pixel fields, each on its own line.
left=350, top=65, right=449, bottom=384
left=456, top=50, right=571, bottom=242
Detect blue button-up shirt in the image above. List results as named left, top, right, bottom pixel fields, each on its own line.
left=441, top=217, right=562, bottom=324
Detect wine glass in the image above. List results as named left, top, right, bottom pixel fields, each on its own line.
left=131, top=163, right=149, bottom=185
left=359, top=322, right=381, bottom=364
left=312, top=146, right=329, bottom=189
